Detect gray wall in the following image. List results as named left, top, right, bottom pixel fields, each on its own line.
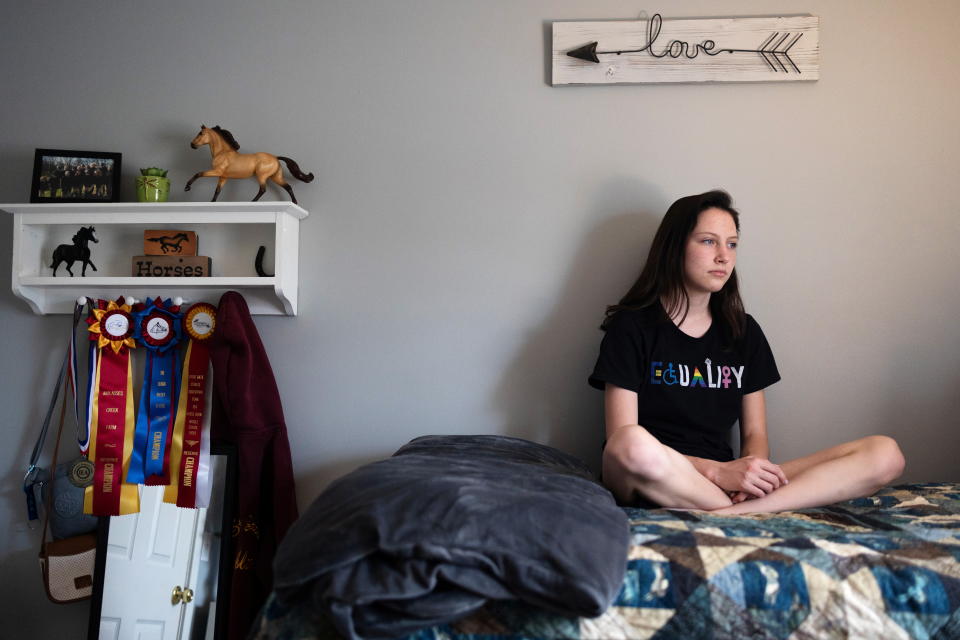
left=2, top=1, right=958, bottom=635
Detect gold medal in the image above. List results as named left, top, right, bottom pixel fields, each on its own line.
left=68, top=458, right=95, bottom=488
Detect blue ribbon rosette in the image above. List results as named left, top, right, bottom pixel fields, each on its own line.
left=127, top=298, right=183, bottom=485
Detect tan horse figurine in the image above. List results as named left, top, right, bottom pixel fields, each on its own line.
left=185, top=125, right=314, bottom=204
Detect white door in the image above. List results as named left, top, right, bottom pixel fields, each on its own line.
left=98, top=485, right=205, bottom=640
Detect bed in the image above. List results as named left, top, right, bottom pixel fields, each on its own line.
left=251, top=436, right=960, bottom=640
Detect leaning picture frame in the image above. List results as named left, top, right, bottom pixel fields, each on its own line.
left=31, top=149, right=122, bottom=203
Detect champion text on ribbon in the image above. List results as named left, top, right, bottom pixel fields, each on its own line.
left=83, top=298, right=139, bottom=516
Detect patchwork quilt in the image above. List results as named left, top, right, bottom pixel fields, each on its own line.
left=251, top=483, right=960, bottom=640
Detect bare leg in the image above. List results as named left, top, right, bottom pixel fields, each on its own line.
left=712, top=436, right=905, bottom=515
left=603, top=425, right=733, bottom=510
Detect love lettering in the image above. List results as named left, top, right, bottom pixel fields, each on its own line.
left=632, top=13, right=725, bottom=60
left=651, top=358, right=744, bottom=389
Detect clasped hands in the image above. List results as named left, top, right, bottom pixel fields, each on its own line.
left=710, top=456, right=788, bottom=504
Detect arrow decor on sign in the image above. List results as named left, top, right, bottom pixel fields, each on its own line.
left=754, top=32, right=804, bottom=73
left=566, top=14, right=804, bottom=73
left=552, top=13, right=819, bottom=85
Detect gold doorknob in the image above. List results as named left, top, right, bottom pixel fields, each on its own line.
left=171, top=586, right=195, bottom=605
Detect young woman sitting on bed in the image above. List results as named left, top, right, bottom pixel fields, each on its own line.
left=589, top=190, right=905, bottom=514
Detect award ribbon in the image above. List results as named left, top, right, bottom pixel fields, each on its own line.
left=67, top=301, right=85, bottom=453
left=83, top=298, right=140, bottom=516
left=127, top=298, right=183, bottom=486
left=82, top=318, right=97, bottom=456
left=67, top=301, right=95, bottom=488
left=165, top=303, right=216, bottom=508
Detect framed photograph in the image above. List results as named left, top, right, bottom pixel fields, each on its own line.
left=31, top=148, right=122, bottom=203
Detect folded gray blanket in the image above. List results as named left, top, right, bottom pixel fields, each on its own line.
left=272, top=435, right=629, bottom=640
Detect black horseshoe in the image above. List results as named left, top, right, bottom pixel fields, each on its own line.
left=255, top=246, right=274, bottom=277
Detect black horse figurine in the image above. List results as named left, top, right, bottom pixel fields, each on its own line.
left=50, top=226, right=98, bottom=276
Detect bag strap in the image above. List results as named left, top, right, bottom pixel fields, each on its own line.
left=39, top=388, right=70, bottom=554
left=24, top=302, right=85, bottom=522
left=25, top=353, right=68, bottom=484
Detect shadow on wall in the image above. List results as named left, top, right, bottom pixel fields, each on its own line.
left=295, top=453, right=394, bottom=507
left=492, top=178, right=665, bottom=474
left=876, top=343, right=960, bottom=484
left=0, top=147, right=40, bottom=201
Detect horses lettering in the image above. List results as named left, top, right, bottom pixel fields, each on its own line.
left=131, top=255, right=211, bottom=277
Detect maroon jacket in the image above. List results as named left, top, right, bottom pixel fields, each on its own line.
left=209, top=291, right=299, bottom=640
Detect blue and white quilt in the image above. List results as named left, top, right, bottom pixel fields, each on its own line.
left=253, top=479, right=960, bottom=640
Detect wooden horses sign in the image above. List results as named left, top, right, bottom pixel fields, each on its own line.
left=185, top=125, right=315, bottom=204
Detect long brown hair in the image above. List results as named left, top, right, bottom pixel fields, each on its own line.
left=601, top=190, right=746, bottom=341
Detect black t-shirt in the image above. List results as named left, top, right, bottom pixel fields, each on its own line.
left=589, top=304, right=780, bottom=462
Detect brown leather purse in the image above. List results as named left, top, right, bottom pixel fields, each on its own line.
left=38, top=388, right=96, bottom=603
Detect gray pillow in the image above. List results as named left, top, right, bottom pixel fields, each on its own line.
left=273, top=435, right=630, bottom=640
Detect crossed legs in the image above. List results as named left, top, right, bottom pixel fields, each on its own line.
left=602, top=425, right=905, bottom=514
left=714, top=434, right=905, bottom=514
left=603, top=426, right=733, bottom=510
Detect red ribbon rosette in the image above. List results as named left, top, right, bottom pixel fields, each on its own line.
left=87, top=298, right=136, bottom=353
left=164, top=302, right=218, bottom=508
left=83, top=298, right=140, bottom=516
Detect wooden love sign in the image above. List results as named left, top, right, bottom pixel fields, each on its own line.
left=552, top=14, right=819, bottom=85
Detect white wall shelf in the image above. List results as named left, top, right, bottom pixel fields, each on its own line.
left=2, top=201, right=308, bottom=315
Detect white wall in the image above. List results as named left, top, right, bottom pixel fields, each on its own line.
left=2, top=1, right=958, bottom=635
